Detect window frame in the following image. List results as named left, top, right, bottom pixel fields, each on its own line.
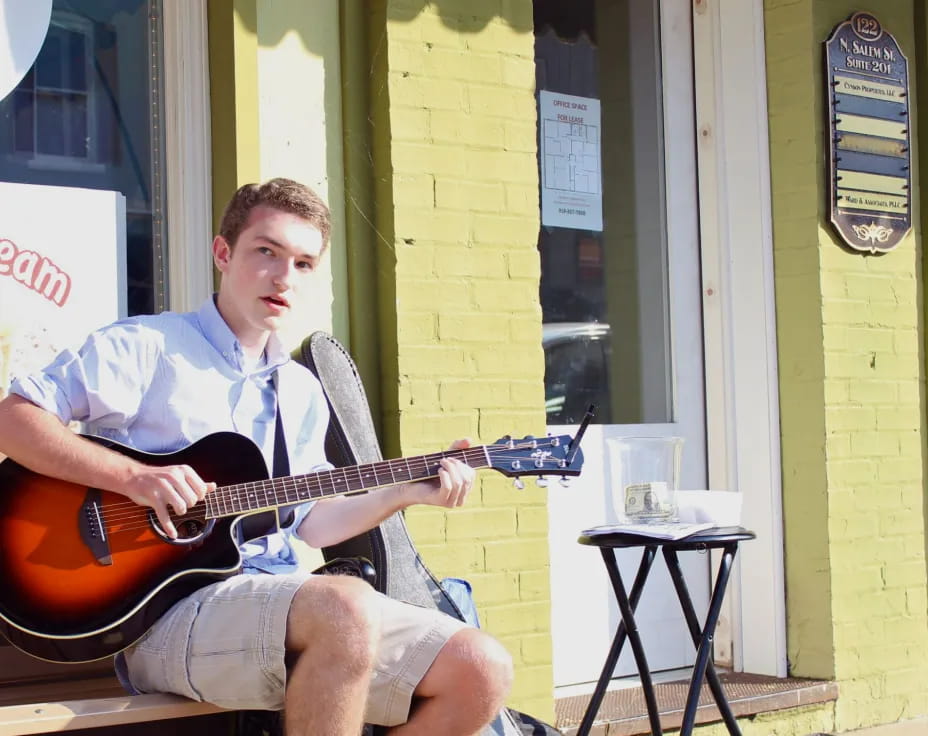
left=0, top=0, right=213, bottom=683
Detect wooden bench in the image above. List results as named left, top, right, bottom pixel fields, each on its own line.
left=0, top=677, right=232, bottom=735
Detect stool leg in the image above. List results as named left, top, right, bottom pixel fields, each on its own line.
left=664, top=544, right=743, bottom=736
left=608, top=548, right=663, bottom=736
left=576, top=546, right=658, bottom=736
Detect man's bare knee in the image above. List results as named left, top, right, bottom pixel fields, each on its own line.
left=285, top=575, right=382, bottom=672
left=422, top=628, right=514, bottom=710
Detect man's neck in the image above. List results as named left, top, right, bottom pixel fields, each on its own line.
left=213, top=293, right=271, bottom=362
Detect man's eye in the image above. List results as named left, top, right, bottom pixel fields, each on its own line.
left=297, top=261, right=315, bottom=271
left=258, top=246, right=273, bottom=256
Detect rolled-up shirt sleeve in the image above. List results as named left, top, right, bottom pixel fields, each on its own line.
left=10, top=321, right=154, bottom=428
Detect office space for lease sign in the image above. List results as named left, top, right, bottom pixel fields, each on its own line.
left=826, top=12, right=911, bottom=254
left=0, top=183, right=126, bottom=393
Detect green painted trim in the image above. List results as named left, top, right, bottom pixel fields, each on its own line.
left=915, top=0, right=928, bottom=595
left=339, top=0, right=384, bottom=434
left=206, top=0, right=260, bottom=234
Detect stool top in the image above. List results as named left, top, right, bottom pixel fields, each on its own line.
left=578, top=525, right=755, bottom=549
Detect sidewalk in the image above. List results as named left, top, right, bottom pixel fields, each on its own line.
left=842, top=721, right=928, bottom=736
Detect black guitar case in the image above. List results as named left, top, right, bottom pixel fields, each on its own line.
left=295, top=332, right=559, bottom=736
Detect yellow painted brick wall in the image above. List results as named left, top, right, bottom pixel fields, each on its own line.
left=767, top=0, right=928, bottom=731
left=369, top=0, right=552, bottom=720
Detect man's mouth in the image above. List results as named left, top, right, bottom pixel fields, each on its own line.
left=262, top=295, right=290, bottom=309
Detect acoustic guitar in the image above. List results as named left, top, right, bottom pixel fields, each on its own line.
left=0, top=430, right=584, bottom=663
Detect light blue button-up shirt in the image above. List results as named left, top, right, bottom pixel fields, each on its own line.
left=11, top=297, right=331, bottom=573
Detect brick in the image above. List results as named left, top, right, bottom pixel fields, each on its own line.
left=482, top=601, right=550, bottom=636
left=414, top=539, right=484, bottom=575
left=439, top=378, right=511, bottom=409
left=388, top=108, right=431, bottom=143
left=504, top=182, right=539, bottom=214
left=390, top=142, right=468, bottom=175
left=396, top=278, right=470, bottom=311
left=402, top=507, right=447, bottom=543
left=472, top=280, right=539, bottom=311
left=510, top=380, right=544, bottom=407
left=882, top=560, right=928, bottom=588
left=392, top=173, right=435, bottom=206
left=433, top=246, right=508, bottom=277
left=519, top=632, right=553, bottom=665
left=386, top=13, right=467, bottom=49
left=517, top=505, right=548, bottom=536
left=393, top=209, right=472, bottom=243
left=500, top=0, right=533, bottom=29
left=465, top=151, right=538, bottom=184
left=875, top=406, right=920, bottom=432
left=396, top=376, right=440, bottom=409
left=506, top=249, right=542, bottom=281
left=503, top=118, right=537, bottom=152
left=396, top=311, right=437, bottom=343
left=505, top=664, right=554, bottom=701
left=390, top=73, right=467, bottom=111
left=518, top=568, right=550, bottom=601
left=438, top=313, right=513, bottom=343
left=446, top=507, right=517, bottom=540
left=464, top=20, right=531, bottom=55
left=500, top=55, right=535, bottom=88
left=434, top=178, right=505, bottom=212
left=464, top=571, right=520, bottom=606
left=485, top=538, right=550, bottom=571
left=429, top=109, right=505, bottom=147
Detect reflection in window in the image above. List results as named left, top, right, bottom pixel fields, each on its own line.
left=15, top=13, right=94, bottom=161
left=535, top=0, right=673, bottom=425
left=0, top=0, right=165, bottom=315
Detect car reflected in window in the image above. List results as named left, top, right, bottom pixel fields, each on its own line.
left=542, top=322, right=611, bottom=425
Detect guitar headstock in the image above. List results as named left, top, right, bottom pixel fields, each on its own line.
left=485, top=434, right=584, bottom=481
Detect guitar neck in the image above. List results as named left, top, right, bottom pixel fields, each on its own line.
left=203, top=446, right=492, bottom=519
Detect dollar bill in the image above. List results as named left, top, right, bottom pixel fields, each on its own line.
left=624, top=482, right=674, bottom=519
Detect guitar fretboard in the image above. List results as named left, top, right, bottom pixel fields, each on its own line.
left=203, top=446, right=491, bottom=518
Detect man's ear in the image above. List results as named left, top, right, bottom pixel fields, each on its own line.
left=212, top=235, right=232, bottom=272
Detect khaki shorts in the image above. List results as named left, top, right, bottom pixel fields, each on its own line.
left=122, top=571, right=468, bottom=727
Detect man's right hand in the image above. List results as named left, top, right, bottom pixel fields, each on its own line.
left=123, top=463, right=215, bottom=539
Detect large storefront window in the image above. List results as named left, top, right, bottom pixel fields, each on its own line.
left=0, top=0, right=168, bottom=685
left=536, top=0, right=674, bottom=426
left=0, top=0, right=167, bottom=315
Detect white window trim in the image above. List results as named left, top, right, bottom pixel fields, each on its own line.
left=693, top=0, right=787, bottom=676
left=163, top=0, right=212, bottom=312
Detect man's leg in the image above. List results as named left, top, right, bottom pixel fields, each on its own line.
left=389, top=628, right=514, bottom=736
left=283, top=575, right=383, bottom=736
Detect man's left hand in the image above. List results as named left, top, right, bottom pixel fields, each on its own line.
left=400, top=439, right=475, bottom=509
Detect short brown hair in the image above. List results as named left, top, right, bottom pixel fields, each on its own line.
left=219, top=178, right=331, bottom=249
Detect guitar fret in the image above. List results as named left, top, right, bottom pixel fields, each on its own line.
left=201, top=436, right=573, bottom=521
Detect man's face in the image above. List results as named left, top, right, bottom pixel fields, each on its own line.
left=213, top=204, right=325, bottom=350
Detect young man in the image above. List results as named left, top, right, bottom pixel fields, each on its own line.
left=0, top=179, right=513, bottom=735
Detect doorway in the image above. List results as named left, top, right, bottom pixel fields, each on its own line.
left=535, top=0, right=707, bottom=689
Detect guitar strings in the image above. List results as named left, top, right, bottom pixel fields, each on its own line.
left=95, top=442, right=554, bottom=517
left=93, top=441, right=566, bottom=533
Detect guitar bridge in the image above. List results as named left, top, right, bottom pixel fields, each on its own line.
left=78, top=489, right=113, bottom=565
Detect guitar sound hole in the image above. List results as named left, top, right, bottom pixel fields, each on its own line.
left=150, top=511, right=213, bottom=546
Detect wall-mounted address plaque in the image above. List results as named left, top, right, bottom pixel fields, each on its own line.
left=826, top=12, right=910, bottom=254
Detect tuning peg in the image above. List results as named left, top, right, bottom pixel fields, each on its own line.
left=513, top=477, right=525, bottom=490
left=559, top=476, right=571, bottom=487
left=536, top=477, right=549, bottom=488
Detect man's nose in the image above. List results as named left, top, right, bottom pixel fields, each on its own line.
left=272, top=260, right=296, bottom=288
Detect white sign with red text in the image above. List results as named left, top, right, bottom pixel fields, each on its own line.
left=539, top=90, right=603, bottom=231
left=0, top=183, right=126, bottom=392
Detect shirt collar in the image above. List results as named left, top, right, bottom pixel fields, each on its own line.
left=196, top=296, right=290, bottom=375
